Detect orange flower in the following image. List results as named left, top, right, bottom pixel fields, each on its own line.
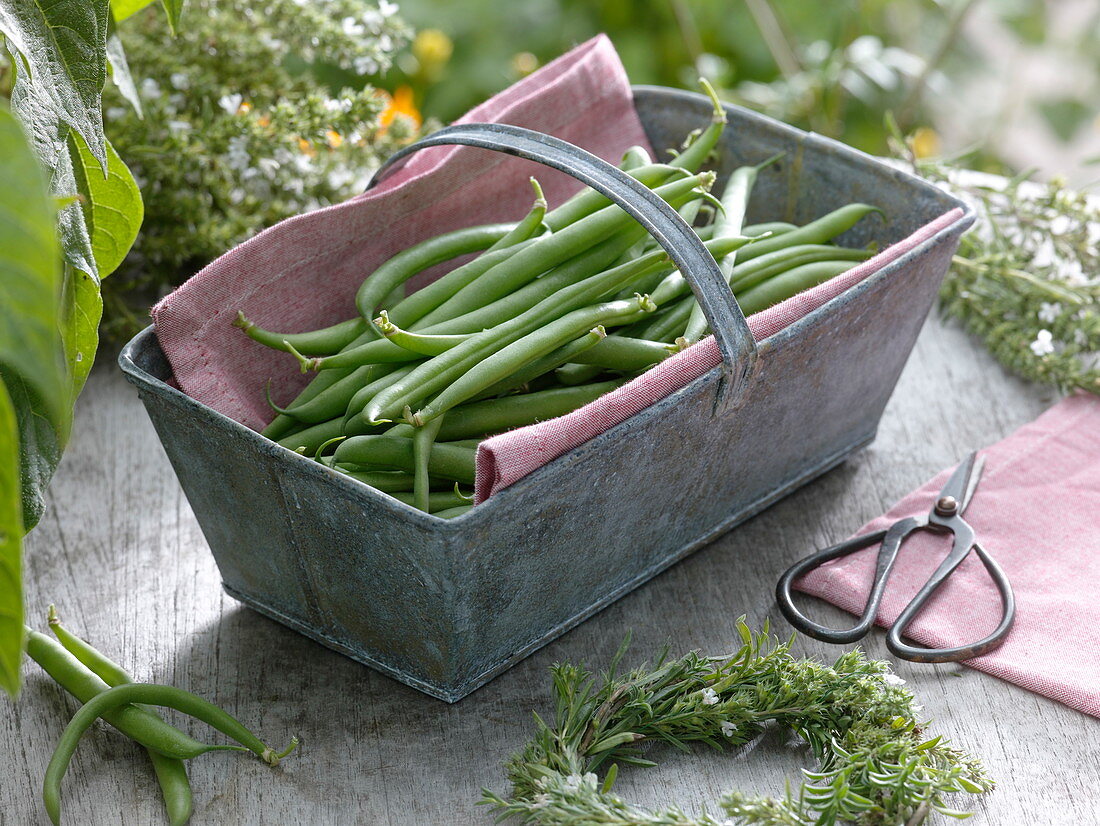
left=379, top=85, right=421, bottom=132
left=297, top=137, right=316, bottom=157
left=325, top=129, right=344, bottom=149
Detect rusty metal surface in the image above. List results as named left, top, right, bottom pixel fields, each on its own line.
left=119, top=87, right=973, bottom=701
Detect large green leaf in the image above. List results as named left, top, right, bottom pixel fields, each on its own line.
left=111, top=0, right=181, bottom=34
left=0, top=381, right=23, bottom=699
left=6, top=46, right=98, bottom=278
left=71, top=132, right=144, bottom=277
left=0, top=0, right=110, bottom=168
left=0, top=105, right=64, bottom=698
left=60, top=267, right=104, bottom=403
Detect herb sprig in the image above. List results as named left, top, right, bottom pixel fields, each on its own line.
left=888, top=123, right=1100, bottom=396
left=483, top=621, right=991, bottom=826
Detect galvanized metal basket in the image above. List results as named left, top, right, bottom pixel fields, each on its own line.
left=120, top=86, right=973, bottom=701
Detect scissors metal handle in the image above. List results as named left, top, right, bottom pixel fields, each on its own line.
left=776, top=515, right=1016, bottom=663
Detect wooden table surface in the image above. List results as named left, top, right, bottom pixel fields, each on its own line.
left=3, top=313, right=1097, bottom=825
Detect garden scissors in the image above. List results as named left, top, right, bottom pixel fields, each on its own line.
left=775, top=451, right=1016, bottom=663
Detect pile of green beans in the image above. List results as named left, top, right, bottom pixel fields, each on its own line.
left=240, top=81, right=883, bottom=516
left=24, top=608, right=298, bottom=825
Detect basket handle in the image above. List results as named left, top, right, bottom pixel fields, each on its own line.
left=366, top=122, right=758, bottom=412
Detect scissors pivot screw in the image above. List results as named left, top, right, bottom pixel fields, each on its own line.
left=934, top=496, right=958, bottom=517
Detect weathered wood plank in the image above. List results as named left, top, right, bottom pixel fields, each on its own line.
left=2, top=313, right=1096, bottom=825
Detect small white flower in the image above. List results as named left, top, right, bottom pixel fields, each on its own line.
left=1030, top=329, right=1055, bottom=357
left=720, top=720, right=736, bottom=738
left=583, top=773, right=598, bottom=788
left=379, top=0, right=398, bottom=17
left=1048, top=214, right=1073, bottom=236
left=341, top=16, right=366, bottom=37
left=1030, top=239, right=1057, bottom=269
left=169, top=72, right=190, bottom=91
left=1073, top=329, right=1088, bottom=347
left=1061, top=258, right=1086, bottom=286
left=561, top=774, right=583, bottom=793
left=218, top=93, right=244, bottom=115
left=229, top=187, right=246, bottom=204
left=258, top=157, right=281, bottom=179
left=531, top=793, right=550, bottom=809
left=882, top=673, right=906, bottom=687
left=353, top=55, right=379, bottom=75
left=700, top=687, right=719, bottom=705
left=1038, top=302, right=1062, bottom=324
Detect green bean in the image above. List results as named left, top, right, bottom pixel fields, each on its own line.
left=666, top=78, right=726, bottom=171
left=356, top=247, right=674, bottom=425
left=42, top=683, right=298, bottom=826
left=23, top=630, right=226, bottom=761
left=639, top=295, right=694, bottom=343
left=743, top=221, right=797, bottom=237
left=325, top=468, right=419, bottom=491
left=683, top=153, right=781, bottom=343
left=355, top=222, right=515, bottom=325
left=409, top=225, right=649, bottom=334
left=407, top=173, right=713, bottom=331
left=433, top=505, right=473, bottom=519
left=442, top=381, right=623, bottom=439
left=736, top=259, right=857, bottom=315
left=728, top=244, right=873, bottom=294
left=333, top=437, right=476, bottom=484
left=384, top=179, right=550, bottom=326
left=472, top=326, right=608, bottom=399
left=619, top=145, right=652, bottom=171
left=413, top=414, right=445, bottom=513
left=343, top=363, right=420, bottom=435
left=276, top=417, right=345, bottom=454
left=46, top=610, right=193, bottom=826
left=372, top=311, right=473, bottom=356
left=389, top=489, right=472, bottom=510
left=276, top=364, right=387, bottom=425
left=735, top=203, right=882, bottom=262
left=411, top=294, right=655, bottom=425
left=544, top=163, right=685, bottom=231
left=554, top=364, right=605, bottom=386
left=233, top=313, right=365, bottom=358
left=570, top=336, right=675, bottom=371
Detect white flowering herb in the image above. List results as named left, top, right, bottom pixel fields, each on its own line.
left=910, top=151, right=1100, bottom=395
left=95, top=0, right=415, bottom=343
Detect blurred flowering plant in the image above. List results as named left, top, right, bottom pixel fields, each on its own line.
left=98, top=0, right=416, bottom=342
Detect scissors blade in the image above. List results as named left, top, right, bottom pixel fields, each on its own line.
left=960, top=454, right=986, bottom=513
left=935, top=450, right=981, bottom=511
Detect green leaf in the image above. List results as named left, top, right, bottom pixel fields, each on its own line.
left=105, top=12, right=142, bottom=118
left=70, top=131, right=144, bottom=278
left=0, top=381, right=25, bottom=699
left=110, top=0, right=156, bottom=22
left=159, top=0, right=182, bottom=35
left=5, top=46, right=98, bottom=278
left=0, top=0, right=110, bottom=168
left=110, top=0, right=181, bottom=35
left=0, top=104, right=65, bottom=698
left=60, top=266, right=104, bottom=402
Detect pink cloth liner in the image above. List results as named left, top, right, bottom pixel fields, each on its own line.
left=475, top=207, right=964, bottom=501
left=797, top=391, right=1100, bottom=718
left=150, top=34, right=962, bottom=505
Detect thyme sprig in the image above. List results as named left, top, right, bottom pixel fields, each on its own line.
left=896, top=136, right=1100, bottom=395
left=483, top=621, right=991, bottom=826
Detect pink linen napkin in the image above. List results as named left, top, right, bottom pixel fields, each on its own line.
left=796, top=391, right=1100, bottom=718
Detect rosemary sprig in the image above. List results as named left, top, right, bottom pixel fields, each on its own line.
left=483, top=621, right=991, bottom=826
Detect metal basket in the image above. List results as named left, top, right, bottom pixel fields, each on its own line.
left=120, top=86, right=973, bottom=701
